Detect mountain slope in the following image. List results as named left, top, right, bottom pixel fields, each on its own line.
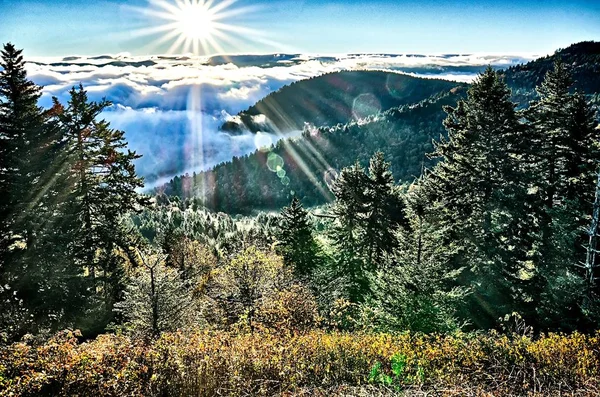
left=164, top=88, right=467, bottom=214
left=503, top=41, right=600, bottom=103
left=162, top=42, right=600, bottom=214
left=220, top=71, right=463, bottom=133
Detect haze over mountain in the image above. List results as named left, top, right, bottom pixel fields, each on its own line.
left=21, top=43, right=600, bottom=189
left=162, top=41, right=600, bottom=214
left=26, top=52, right=533, bottom=185
left=220, top=71, right=462, bottom=134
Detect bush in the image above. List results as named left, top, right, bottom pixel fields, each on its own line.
left=2, top=330, right=600, bottom=396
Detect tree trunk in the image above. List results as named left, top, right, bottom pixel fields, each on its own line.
left=584, top=168, right=600, bottom=290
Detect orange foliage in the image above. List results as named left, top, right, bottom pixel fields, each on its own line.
left=1, top=330, right=600, bottom=396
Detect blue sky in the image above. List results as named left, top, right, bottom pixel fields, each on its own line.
left=1, top=0, right=599, bottom=56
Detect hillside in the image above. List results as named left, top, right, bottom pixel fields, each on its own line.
left=165, top=42, right=600, bottom=214
left=165, top=88, right=467, bottom=213
left=503, top=41, right=600, bottom=103
left=220, top=71, right=462, bottom=133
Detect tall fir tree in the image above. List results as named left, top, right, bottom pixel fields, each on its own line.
left=525, top=61, right=600, bottom=330
left=0, top=43, right=56, bottom=338
left=54, top=85, right=147, bottom=331
left=277, top=197, right=321, bottom=277
left=330, top=161, right=372, bottom=302
left=363, top=152, right=405, bottom=264
left=425, top=67, right=533, bottom=328
left=371, top=181, right=465, bottom=333
left=330, top=153, right=406, bottom=302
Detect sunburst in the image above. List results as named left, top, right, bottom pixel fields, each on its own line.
left=130, top=0, right=269, bottom=55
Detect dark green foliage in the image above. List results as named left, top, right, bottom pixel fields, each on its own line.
left=0, top=43, right=62, bottom=338
left=328, top=153, right=407, bottom=303
left=277, top=197, right=321, bottom=277
left=54, top=86, right=146, bottom=331
left=164, top=89, right=466, bottom=214
left=425, top=67, right=535, bottom=328
left=0, top=44, right=147, bottom=339
left=523, top=60, right=600, bottom=330
left=503, top=41, right=600, bottom=104
left=221, top=71, right=462, bottom=133
left=369, top=181, right=465, bottom=333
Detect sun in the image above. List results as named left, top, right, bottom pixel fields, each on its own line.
left=175, top=2, right=216, bottom=40
left=130, top=0, right=271, bottom=55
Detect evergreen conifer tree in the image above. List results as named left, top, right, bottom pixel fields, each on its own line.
left=0, top=43, right=59, bottom=338
left=371, top=181, right=465, bottom=332
left=53, top=85, right=146, bottom=330
left=525, top=61, right=600, bottom=329
left=425, top=67, right=532, bottom=328
left=329, top=153, right=406, bottom=302
left=277, top=197, right=320, bottom=277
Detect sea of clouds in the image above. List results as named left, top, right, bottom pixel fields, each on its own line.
left=25, top=52, right=536, bottom=187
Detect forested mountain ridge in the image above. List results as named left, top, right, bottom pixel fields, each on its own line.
left=164, top=42, right=600, bottom=214
left=5, top=39, right=600, bottom=396
left=163, top=88, right=467, bottom=213
left=503, top=41, right=600, bottom=104
left=220, top=71, right=463, bottom=133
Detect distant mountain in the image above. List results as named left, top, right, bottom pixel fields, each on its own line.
left=163, top=42, right=600, bottom=214
left=163, top=88, right=467, bottom=214
left=205, top=54, right=303, bottom=68
left=503, top=41, right=600, bottom=103
left=220, top=71, right=463, bottom=134
left=30, top=60, right=158, bottom=68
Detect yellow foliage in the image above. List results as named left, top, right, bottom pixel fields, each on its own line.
left=2, top=330, right=600, bottom=396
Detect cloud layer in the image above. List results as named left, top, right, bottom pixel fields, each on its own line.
left=26, top=52, right=536, bottom=186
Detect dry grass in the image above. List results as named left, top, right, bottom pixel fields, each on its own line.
left=1, top=329, right=600, bottom=396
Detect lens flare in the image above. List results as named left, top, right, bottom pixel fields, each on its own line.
left=352, top=93, right=381, bottom=120
left=254, top=132, right=273, bottom=151
left=267, top=153, right=284, bottom=173
left=129, top=0, right=279, bottom=55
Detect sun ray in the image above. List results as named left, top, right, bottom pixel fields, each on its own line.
left=129, top=0, right=293, bottom=56
left=130, top=0, right=246, bottom=55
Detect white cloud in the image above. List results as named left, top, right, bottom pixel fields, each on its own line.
left=25, top=52, right=536, bottom=185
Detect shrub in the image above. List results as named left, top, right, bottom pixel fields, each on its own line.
left=1, top=330, right=600, bottom=396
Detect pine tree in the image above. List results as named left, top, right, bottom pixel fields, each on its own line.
left=329, top=153, right=406, bottom=302
left=425, top=67, right=532, bottom=328
left=0, top=43, right=44, bottom=243
left=330, top=161, right=371, bottom=302
left=277, top=197, right=320, bottom=277
left=526, top=60, right=575, bottom=206
left=54, top=85, right=147, bottom=330
left=564, top=92, right=600, bottom=208
left=0, top=43, right=59, bottom=338
left=363, top=152, right=405, bottom=264
left=371, top=181, right=465, bottom=332
left=524, top=61, right=600, bottom=329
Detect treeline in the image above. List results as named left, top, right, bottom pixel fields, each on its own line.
left=504, top=41, right=600, bottom=93
left=164, top=88, right=467, bottom=214
left=165, top=42, right=600, bottom=214
left=502, top=41, right=600, bottom=106
left=150, top=62, right=600, bottom=334
left=220, top=70, right=462, bottom=133
left=0, top=44, right=146, bottom=339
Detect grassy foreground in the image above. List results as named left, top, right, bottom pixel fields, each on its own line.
left=1, top=330, right=600, bottom=396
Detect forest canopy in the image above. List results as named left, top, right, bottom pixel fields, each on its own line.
left=1, top=41, right=600, bottom=396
